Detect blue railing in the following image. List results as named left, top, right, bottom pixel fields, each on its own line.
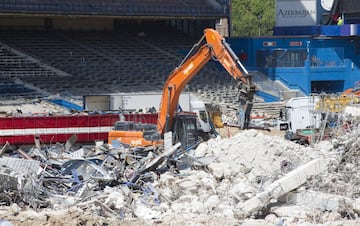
left=47, top=99, right=83, bottom=111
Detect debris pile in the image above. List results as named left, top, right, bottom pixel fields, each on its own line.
left=1, top=123, right=360, bottom=225
left=309, top=120, right=360, bottom=198
left=0, top=98, right=68, bottom=116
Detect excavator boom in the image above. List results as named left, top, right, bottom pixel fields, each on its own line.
left=108, top=28, right=256, bottom=148
left=157, top=28, right=256, bottom=135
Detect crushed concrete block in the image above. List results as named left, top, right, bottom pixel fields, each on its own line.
left=240, top=157, right=331, bottom=216
left=271, top=205, right=320, bottom=220
left=194, top=142, right=208, bottom=157
left=344, top=105, right=360, bottom=118
left=0, top=157, right=41, bottom=191
left=171, top=200, right=192, bottom=214
left=215, top=203, right=234, bottom=218
left=314, top=140, right=333, bottom=153
left=104, top=191, right=125, bottom=210
left=230, top=183, right=257, bottom=203
left=352, top=198, right=360, bottom=215
left=177, top=178, right=199, bottom=192
left=133, top=200, right=161, bottom=220
left=208, top=162, right=232, bottom=179
left=271, top=207, right=343, bottom=224
left=190, top=197, right=206, bottom=214
left=204, top=195, right=220, bottom=212
left=285, top=191, right=352, bottom=212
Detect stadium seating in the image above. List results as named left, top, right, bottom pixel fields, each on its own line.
left=0, top=43, right=69, bottom=97
left=0, top=0, right=227, bottom=17
left=0, top=26, right=256, bottom=111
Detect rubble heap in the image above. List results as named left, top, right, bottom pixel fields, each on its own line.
left=1, top=124, right=360, bottom=225
left=309, top=121, right=360, bottom=199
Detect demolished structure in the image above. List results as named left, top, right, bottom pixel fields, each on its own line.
left=1, top=109, right=360, bottom=225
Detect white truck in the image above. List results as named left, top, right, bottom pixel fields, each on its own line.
left=280, top=96, right=322, bottom=143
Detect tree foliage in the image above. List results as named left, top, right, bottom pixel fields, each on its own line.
left=231, top=0, right=275, bottom=37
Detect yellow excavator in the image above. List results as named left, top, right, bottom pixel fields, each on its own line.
left=108, top=28, right=256, bottom=149
left=316, top=84, right=360, bottom=113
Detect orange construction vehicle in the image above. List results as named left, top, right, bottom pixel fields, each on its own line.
left=342, top=88, right=360, bottom=96
left=108, top=28, right=256, bottom=149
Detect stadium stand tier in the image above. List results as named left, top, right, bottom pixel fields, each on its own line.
left=0, top=0, right=276, bottom=116
left=0, top=0, right=228, bottom=17
left=0, top=24, right=250, bottom=111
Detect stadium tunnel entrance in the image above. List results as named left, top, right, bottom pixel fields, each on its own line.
left=311, top=80, right=344, bottom=94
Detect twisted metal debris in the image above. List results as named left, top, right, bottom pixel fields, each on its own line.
left=2, top=111, right=360, bottom=225
left=0, top=135, right=195, bottom=219
left=308, top=119, right=360, bottom=199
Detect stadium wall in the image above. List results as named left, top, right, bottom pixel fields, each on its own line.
left=227, top=36, right=360, bottom=94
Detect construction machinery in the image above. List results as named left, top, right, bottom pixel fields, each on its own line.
left=108, top=28, right=256, bottom=149
left=281, top=91, right=360, bottom=145
left=280, top=96, right=322, bottom=145
left=206, top=104, right=224, bottom=128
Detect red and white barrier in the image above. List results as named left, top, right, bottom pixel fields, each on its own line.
left=0, top=113, right=158, bottom=144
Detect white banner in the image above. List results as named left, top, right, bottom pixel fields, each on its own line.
left=276, top=0, right=317, bottom=27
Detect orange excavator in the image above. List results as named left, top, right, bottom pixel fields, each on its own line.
left=342, top=83, right=360, bottom=96
left=108, top=28, right=256, bottom=149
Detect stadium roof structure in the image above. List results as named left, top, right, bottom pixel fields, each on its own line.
left=0, top=0, right=229, bottom=19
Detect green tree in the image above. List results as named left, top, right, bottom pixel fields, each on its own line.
left=231, top=0, right=275, bottom=37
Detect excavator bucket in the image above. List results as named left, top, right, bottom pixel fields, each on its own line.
left=205, top=104, right=224, bottom=128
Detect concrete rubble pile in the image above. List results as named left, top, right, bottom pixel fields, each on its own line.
left=0, top=98, right=69, bottom=116
left=1, top=123, right=360, bottom=225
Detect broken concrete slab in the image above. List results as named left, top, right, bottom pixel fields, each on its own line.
left=285, top=191, right=353, bottom=212
left=270, top=205, right=322, bottom=220
left=240, top=157, right=332, bottom=216
left=352, top=198, right=360, bottom=215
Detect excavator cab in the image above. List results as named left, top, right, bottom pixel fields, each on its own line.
left=171, top=112, right=200, bottom=150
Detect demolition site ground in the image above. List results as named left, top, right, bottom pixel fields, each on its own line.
left=2, top=100, right=360, bottom=226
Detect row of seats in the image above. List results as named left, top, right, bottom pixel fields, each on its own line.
left=0, top=27, right=257, bottom=112
left=0, top=44, right=66, bottom=97
left=0, top=0, right=227, bottom=16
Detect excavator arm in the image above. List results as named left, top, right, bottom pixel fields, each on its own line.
left=157, top=28, right=256, bottom=135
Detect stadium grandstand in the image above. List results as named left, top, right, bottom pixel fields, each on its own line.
left=1, top=0, right=359, bottom=120
left=0, top=0, right=269, bottom=116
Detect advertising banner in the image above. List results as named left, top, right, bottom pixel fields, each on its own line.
left=276, top=0, right=317, bottom=27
